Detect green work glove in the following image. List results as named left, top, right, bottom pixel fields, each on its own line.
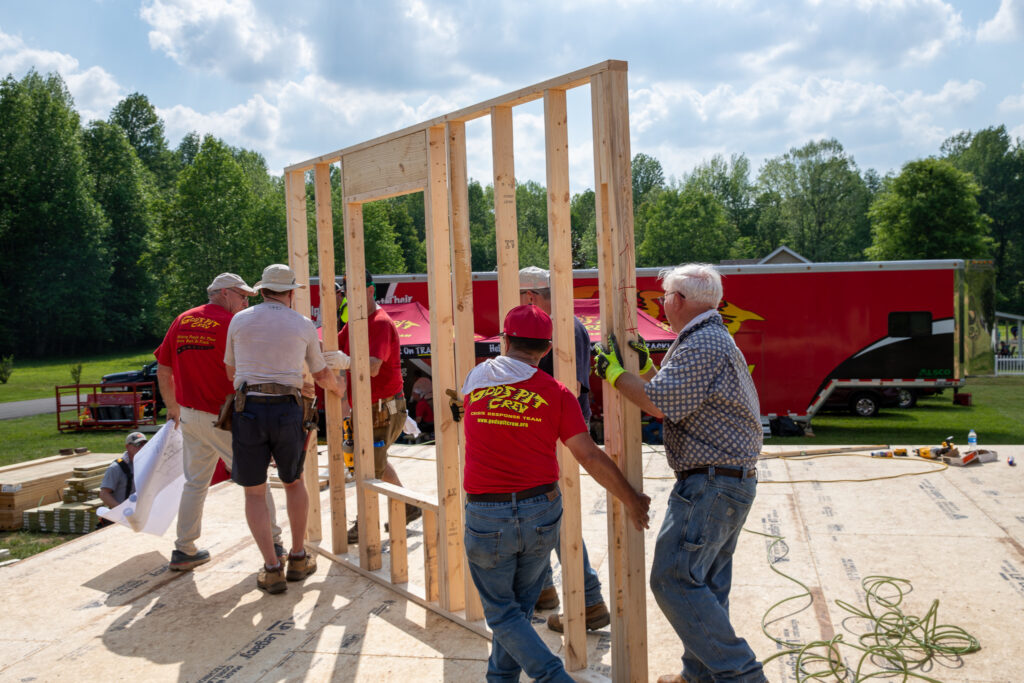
left=629, top=336, right=655, bottom=374
left=593, top=334, right=626, bottom=387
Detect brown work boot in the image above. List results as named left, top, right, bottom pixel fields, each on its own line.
left=546, top=601, right=611, bottom=633
left=347, top=520, right=359, bottom=544
left=257, top=564, right=287, bottom=594
left=535, top=586, right=560, bottom=611
left=286, top=551, right=317, bottom=582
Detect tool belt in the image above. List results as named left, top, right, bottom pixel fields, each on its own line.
left=214, top=382, right=309, bottom=432
left=371, top=392, right=405, bottom=429
left=466, top=482, right=558, bottom=503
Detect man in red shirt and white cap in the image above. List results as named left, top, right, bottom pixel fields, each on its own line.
left=156, top=272, right=286, bottom=572
left=460, top=304, right=650, bottom=682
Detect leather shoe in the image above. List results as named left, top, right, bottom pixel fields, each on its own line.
left=546, top=601, right=610, bottom=632
left=535, top=586, right=559, bottom=611
left=656, top=675, right=687, bottom=683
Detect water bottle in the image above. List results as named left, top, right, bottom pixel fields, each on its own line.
left=967, top=429, right=977, bottom=447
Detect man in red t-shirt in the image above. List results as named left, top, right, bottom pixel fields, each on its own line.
left=459, top=305, right=650, bottom=682
left=337, top=270, right=419, bottom=544
left=155, top=272, right=285, bottom=571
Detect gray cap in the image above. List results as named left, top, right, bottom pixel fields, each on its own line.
left=519, top=266, right=550, bottom=290
left=254, top=264, right=306, bottom=292
left=125, top=432, right=147, bottom=447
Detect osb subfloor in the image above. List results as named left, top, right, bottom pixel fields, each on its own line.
left=0, top=442, right=1021, bottom=682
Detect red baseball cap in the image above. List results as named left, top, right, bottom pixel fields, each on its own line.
left=503, top=304, right=552, bottom=340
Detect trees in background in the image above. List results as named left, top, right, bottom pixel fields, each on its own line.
left=81, top=120, right=157, bottom=344
left=941, top=126, right=1024, bottom=311
left=866, top=159, right=990, bottom=260
left=0, top=71, right=111, bottom=356
left=758, top=139, right=872, bottom=262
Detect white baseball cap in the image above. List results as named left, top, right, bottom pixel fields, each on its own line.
left=207, top=273, right=256, bottom=296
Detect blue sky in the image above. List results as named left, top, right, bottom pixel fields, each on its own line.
left=2, top=0, right=1023, bottom=193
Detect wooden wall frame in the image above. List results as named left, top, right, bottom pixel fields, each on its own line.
left=283, top=59, right=646, bottom=681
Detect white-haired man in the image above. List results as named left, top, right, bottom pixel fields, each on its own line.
left=594, top=263, right=766, bottom=683
left=156, top=273, right=286, bottom=572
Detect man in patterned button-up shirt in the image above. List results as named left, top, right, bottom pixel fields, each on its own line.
left=595, top=263, right=767, bottom=683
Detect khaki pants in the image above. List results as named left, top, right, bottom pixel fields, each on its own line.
left=175, top=406, right=281, bottom=555
left=372, top=396, right=407, bottom=479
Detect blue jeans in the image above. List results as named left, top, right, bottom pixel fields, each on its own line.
left=650, top=469, right=766, bottom=683
left=541, top=538, right=603, bottom=607
left=464, top=492, right=573, bottom=683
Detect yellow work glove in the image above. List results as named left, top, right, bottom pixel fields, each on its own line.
left=593, top=334, right=626, bottom=387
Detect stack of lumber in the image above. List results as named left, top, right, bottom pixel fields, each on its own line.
left=23, top=501, right=100, bottom=534
left=0, top=452, right=113, bottom=530
left=61, top=463, right=107, bottom=503
left=21, top=460, right=110, bottom=534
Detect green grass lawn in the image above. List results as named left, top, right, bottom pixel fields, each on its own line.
left=0, top=530, right=77, bottom=560
left=769, top=375, right=1024, bottom=446
left=0, top=412, right=136, bottom=467
left=0, top=346, right=157, bottom=402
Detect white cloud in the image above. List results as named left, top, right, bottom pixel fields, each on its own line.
left=977, top=0, right=1023, bottom=42
left=1000, top=83, right=1024, bottom=111
left=629, top=74, right=987, bottom=176
left=140, top=0, right=313, bottom=83
left=0, top=28, right=123, bottom=121
left=0, top=30, right=80, bottom=77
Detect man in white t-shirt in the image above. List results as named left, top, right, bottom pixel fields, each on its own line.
left=224, top=264, right=345, bottom=595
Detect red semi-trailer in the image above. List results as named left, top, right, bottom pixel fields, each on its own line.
left=311, top=259, right=994, bottom=424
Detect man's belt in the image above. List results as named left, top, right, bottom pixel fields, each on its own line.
left=466, top=482, right=558, bottom=503
left=675, top=466, right=756, bottom=481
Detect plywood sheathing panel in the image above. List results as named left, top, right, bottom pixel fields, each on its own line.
left=1, top=444, right=1022, bottom=682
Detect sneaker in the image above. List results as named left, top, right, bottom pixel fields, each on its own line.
left=274, top=543, right=287, bottom=565
left=546, top=601, right=611, bottom=633
left=535, top=586, right=560, bottom=611
left=286, top=551, right=317, bottom=581
left=169, top=549, right=211, bottom=571
left=257, top=563, right=287, bottom=594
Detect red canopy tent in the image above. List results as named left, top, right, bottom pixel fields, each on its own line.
left=318, top=301, right=443, bottom=358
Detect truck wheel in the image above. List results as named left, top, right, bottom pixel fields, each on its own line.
left=849, top=392, right=880, bottom=417
left=897, top=389, right=917, bottom=409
